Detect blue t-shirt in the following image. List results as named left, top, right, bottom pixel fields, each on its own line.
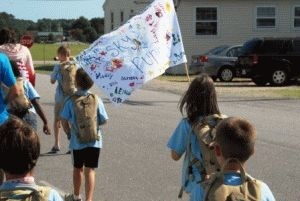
left=167, top=118, right=203, bottom=198
left=60, top=90, right=108, bottom=150
left=50, top=64, right=64, bottom=103
left=0, top=53, right=16, bottom=125
left=0, top=180, right=63, bottom=201
left=191, top=172, right=276, bottom=201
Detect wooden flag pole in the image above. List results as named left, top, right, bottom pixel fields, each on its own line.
left=184, top=63, right=191, bottom=83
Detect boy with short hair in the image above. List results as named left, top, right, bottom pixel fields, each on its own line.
left=192, top=117, right=275, bottom=201
left=50, top=45, right=77, bottom=153
left=60, top=68, right=108, bottom=201
left=0, top=116, right=63, bottom=201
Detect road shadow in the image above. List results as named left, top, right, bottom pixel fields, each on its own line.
left=40, top=152, right=69, bottom=157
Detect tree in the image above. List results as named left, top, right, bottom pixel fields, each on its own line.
left=90, top=17, right=104, bottom=35
left=72, top=16, right=90, bottom=30
left=84, top=27, right=98, bottom=43
left=69, top=29, right=86, bottom=42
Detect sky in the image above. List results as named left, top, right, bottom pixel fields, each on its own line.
left=0, top=0, right=105, bottom=22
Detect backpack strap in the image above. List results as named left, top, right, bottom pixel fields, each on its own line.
left=178, top=124, right=206, bottom=199
left=202, top=158, right=259, bottom=201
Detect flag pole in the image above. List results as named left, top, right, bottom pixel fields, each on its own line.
left=184, top=63, right=191, bottom=83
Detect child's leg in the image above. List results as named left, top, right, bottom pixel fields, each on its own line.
left=83, top=147, right=100, bottom=201
left=52, top=102, right=62, bottom=150
left=73, top=167, right=83, bottom=197
left=53, top=119, right=60, bottom=148
left=84, top=167, right=95, bottom=201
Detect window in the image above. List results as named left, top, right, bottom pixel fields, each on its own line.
left=129, top=9, right=135, bottom=19
left=110, top=12, right=114, bottom=30
left=195, top=7, right=218, bottom=35
left=226, top=47, right=242, bottom=57
left=256, top=6, right=276, bottom=28
left=294, top=6, right=300, bottom=28
left=120, top=11, right=124, bottom=24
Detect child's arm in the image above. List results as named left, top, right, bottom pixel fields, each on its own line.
left=31, top=98, right=51, bottom=135
left=50, top=65, right=59, bottom=84
left=61, top=119, right=71, bottom=138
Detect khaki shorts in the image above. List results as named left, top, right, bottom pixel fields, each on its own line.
left=54, top=101, right=64, bottom=121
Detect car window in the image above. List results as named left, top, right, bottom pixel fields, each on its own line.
left=205, top=45, right=229, bottom=55
left=226, top=47, right=242, bottom=57
left=240, top=38, right=262, bottom=55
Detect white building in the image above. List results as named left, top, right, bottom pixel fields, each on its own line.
left=103, top=0, right=300, bottom=74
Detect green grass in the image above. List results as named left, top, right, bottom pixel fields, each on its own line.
left=275, top=88, right=300, bottom=98
left=30, top=43, right=89, bottom=61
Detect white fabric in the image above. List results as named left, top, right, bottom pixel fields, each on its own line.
left=76, top=0, right=187, bottom=104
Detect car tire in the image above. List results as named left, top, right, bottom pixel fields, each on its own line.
left=270, top=68, right=289, bottom=86
left=218, top=67, right=234, bottom=82
left=252, top=77, right=268, bottom=86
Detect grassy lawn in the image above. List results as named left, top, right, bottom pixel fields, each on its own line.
left=30, top=43, right=89, bottom=61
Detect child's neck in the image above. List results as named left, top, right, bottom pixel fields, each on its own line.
left=60, top=58, right=69, bottom=63
left=5, top=171, right=33, bottom=181
left=221, top=158, right=246, bottom=172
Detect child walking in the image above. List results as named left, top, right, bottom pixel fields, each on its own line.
left=192, top=117, right=275, bottom=201
left=0, top=116, right=63, bottom=201
left=167, top=74, right=223, bottom=201
left=50, top=45, right=77, bottom=153
left=4, top=60, right=50, bottom=134
left=60, top=68, right=108, bottom=201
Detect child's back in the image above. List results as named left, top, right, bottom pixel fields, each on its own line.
left=194, top=117, right=275, bottom=201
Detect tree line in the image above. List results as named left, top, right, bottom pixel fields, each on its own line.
left=0, top=12, right=104, bottom=43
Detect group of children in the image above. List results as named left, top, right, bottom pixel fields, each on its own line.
left=0, top=40, right=277, bottom=201
left=168, top=74, right=276, bottom=201
left=0, top=45, right=108, bottom=201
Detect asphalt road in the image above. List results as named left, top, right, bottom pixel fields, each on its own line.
left=34, top=74, right=300, bottom=201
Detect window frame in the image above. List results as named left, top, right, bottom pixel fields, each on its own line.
left=294, top=6, right=300, bottom=29
left=110, top=11, right=114, bottom=31
left=194, top=6, right=218, bottom=36
left=255, top=6, right=277, bottom=29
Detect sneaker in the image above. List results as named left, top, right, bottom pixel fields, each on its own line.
left=64, top=194, right=81, bottom=201
left=48, top=146, right=60, bottom=154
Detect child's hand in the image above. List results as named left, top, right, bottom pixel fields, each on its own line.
left=43, top=124, right=51, bottom=135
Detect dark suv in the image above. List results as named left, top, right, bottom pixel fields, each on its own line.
left=237, top=37, right=300, bottom=86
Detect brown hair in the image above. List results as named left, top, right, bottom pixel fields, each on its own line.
left=0, top=28, right=16, bottom=45
left=75, top=68, right=94, bottom=90
left=215, top=117, right=256, bottom=163
left=179, top=73, right=220, bottom=126
left=57, top=45, right=71, bottom=57
left=0, top=116, right=40, bottom=175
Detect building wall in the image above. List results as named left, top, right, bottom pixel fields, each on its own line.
left=103, top=0, right=151, bottom=33
left=103, top=0, right=300, bottom=74
left=178, top=0, right=300, bottom=63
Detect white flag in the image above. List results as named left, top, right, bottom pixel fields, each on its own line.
left=76, top=0, right=187, bottom=104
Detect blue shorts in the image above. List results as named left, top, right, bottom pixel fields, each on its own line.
left=72, top=147, right=100, bottom=168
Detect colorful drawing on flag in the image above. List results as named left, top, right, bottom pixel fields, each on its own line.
left=76, top=0, right=187, bottom=104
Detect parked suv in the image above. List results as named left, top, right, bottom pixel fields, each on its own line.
left=237, top=37, right=300, bottom=86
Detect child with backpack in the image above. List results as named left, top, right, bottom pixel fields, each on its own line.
left=50, top=45, right=77, bottom=153
left=0, top=116, right=63, bottom=201
left=3, top=60, right=51, bottom=134
left=167, top=74, right=225, bottom=201
left=192, top=117, right=275, bottom=201
left=60, top=68, right=108, bottom=201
